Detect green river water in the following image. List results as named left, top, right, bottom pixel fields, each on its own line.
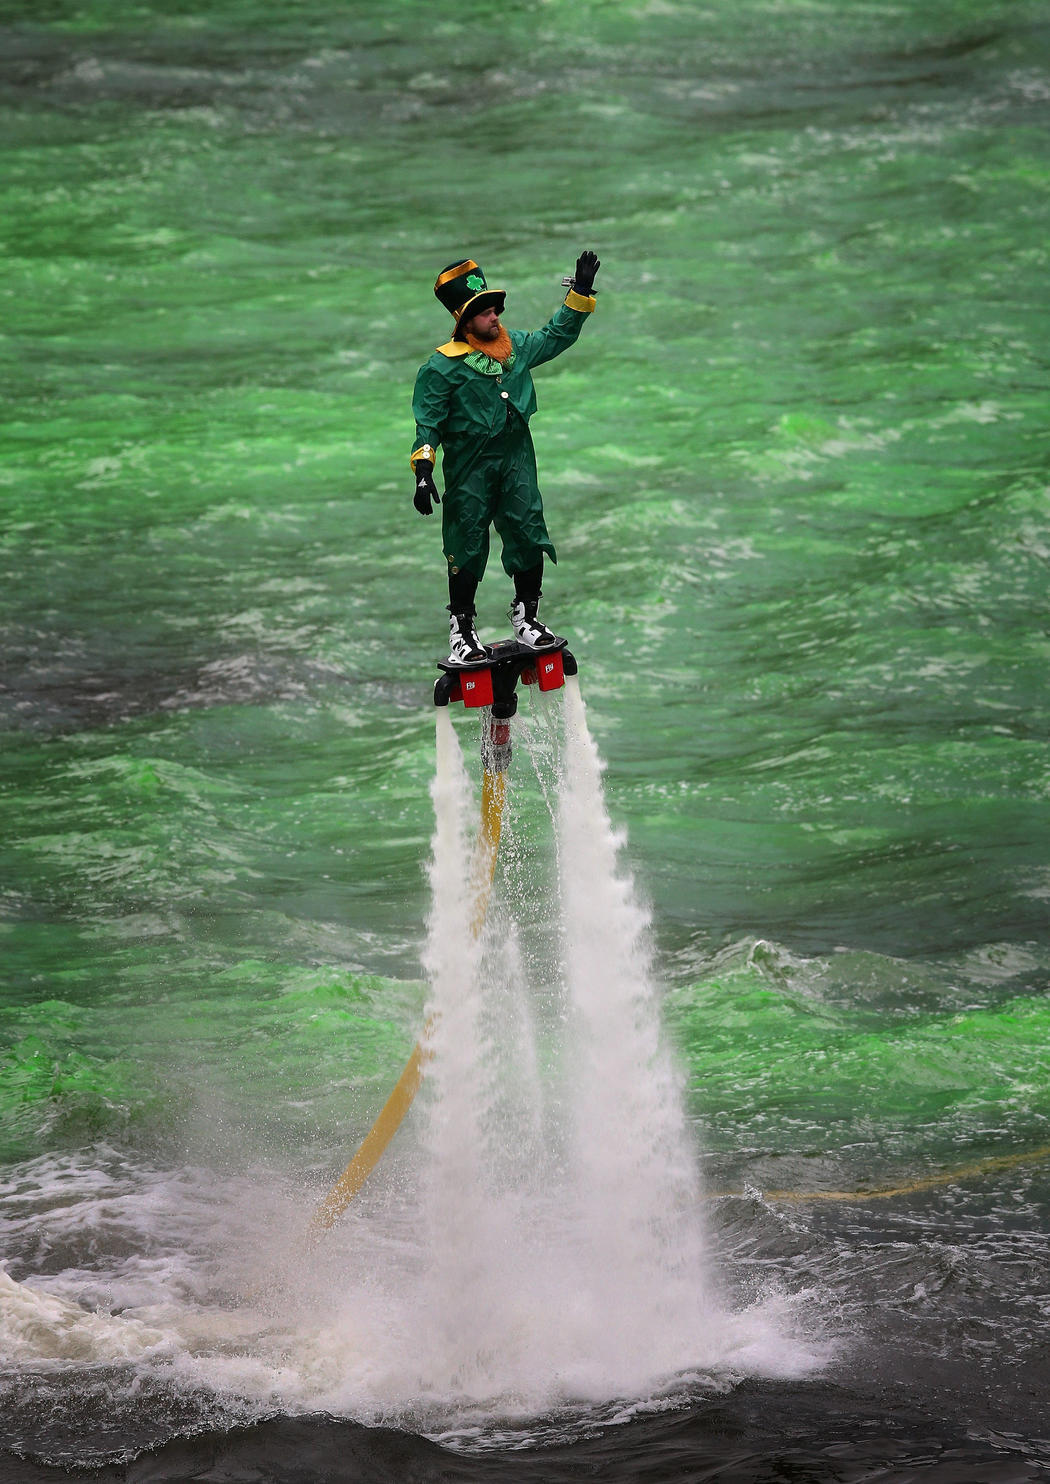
left=2, top=1, right=1050, bottom=1478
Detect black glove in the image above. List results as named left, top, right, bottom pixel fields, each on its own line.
left=573, top=250, right=600, bottom=296
left=413, top=460, right=441, bottom=516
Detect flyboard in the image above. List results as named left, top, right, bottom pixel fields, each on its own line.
left=311, top=635, right=577, bottom=1232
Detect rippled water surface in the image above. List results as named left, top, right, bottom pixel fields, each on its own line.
left=2, top=0, right=1049, bottom=1478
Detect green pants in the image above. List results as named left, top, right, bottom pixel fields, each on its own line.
left=441, top=411, right=556, bottom=581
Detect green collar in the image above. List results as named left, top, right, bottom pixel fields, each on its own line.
left=464, top=347, right=516, bottom=375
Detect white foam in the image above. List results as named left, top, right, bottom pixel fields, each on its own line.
left=0, top=1268, right=169, bottom=1366
left=2, top=695, right=828, bottom=1443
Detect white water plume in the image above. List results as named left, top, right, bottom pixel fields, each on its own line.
left=0, top=694, right=824, bottom=1450
left=409, top=683, right=809, bottom=1407
left=554, top=679, right=711, bottom=1360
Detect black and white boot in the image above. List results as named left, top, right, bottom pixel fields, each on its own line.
left=447, top=610, right=487, bottom=666
left=510, top=597, right=557, bottom=649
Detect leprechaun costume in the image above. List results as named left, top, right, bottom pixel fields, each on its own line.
left=410, top=252, right=600, bottom=664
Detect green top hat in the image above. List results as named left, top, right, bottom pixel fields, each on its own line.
left=434, top=260, right=506, bottom=333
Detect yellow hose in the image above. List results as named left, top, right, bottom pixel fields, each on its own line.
left=471, top=768, right=506, bottom=936
left=314, top=716, right=1046, bottom=1226
left=311, top=744, right=507, bottom=1233
left=754, top=1141, right=1050, bottom=1204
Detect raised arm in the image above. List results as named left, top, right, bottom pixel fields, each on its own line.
left=516, top=251, right=601, bottom=370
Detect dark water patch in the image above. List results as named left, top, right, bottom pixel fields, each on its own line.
left=0, top=1368, right=256, bottom=1479
left=891, top=28, right=1007, bottom=62
left=0, top=647, right=355, bottom=733
left=3, top=1384, right=1048, bottom=1482
left=644, top=834, right=1050, bottom=963
left=705, top=1185, right=1050, bottom=1474
left=5, top=1169, right=1049, bottom=1479
left=4, top=6, right=1048, bottom=143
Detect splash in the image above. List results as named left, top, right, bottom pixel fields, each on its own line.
left=404, top=679, right=817, bottom=1412
left=0, top=692, right=824, bottom=1457
left=0, top=1269, right=168, bottom=1366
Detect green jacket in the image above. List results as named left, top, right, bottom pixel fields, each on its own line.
left=410, top=289, right=596, bottom=470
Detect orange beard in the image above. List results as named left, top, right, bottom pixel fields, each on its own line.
left=464, top=323, right=513, bottom=363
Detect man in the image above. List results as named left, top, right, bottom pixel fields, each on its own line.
left=410, top=251, right=600, bottom=664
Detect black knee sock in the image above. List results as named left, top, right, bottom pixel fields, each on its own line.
left=513, top=562, right=543, bottom=605
left=448, top=568, right=479, bottom=615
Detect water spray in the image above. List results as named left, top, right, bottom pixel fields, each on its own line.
left=312, top=638, right=577, bottom=1231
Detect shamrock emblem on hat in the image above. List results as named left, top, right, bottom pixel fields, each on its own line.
left=466, top=272, right=485, bottom=293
